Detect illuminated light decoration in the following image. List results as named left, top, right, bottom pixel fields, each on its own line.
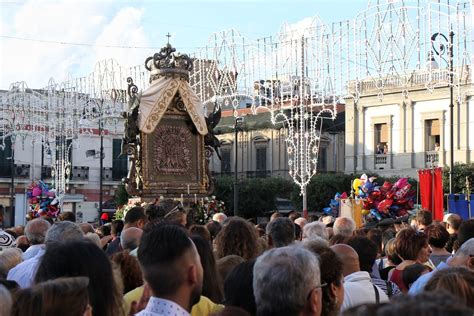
left=0, top=0, right=470, bottom=212
left=0, top=60, right=127, bottom=203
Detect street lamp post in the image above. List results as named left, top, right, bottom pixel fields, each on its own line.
left=234, top=116, right=243, bottom=217
left=430, top=31, right=454, bottom=194
left=9, top=142, right=14, bottom=226
left=448, top=30, right=454, bottom=195
left=99, top=116, right=104, bottom=215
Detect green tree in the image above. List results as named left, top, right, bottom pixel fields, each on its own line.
left=443, top=163, right=474, bottom=194
left=213, top=176, right=296, bottom=218
left=291, top=173, right=354, bottom=213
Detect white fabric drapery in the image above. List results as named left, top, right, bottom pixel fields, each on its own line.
left=138, top=76, right=208, bottom=135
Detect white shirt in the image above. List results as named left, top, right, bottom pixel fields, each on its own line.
left=22, top=244, right=45, bottom=260
left=136, top=297, right=190, bottom=316
left=7, top=248, right=44, bottom=288
left=341, top=271, right=389, bottom=311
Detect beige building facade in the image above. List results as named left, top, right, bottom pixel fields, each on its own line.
left=209, top=110, right=346, bottom=179
left=345, top=70, right=473, bottom=177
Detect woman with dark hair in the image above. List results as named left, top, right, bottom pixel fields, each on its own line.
left=12, top=277, right=92, bottom=316
left=222, top=259, right=256, bottom=315
left=303, top=240, right=345, bottom=316
left=189, top=225, right=211, bottom=243
left=401, top=263, right=430, bottom=290
left=425, top=223, right=451, bottom=267
left=191, top=235, right=224, bottom=303
left=389, top=228, right=431, bottom=292
left=214, top=217, right=259, bottom=260
left=34, top=240, right=123, bottom=316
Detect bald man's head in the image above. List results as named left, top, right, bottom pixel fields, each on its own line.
left=331, top=244, right=360, bottom=276
left=121, top=227, right=143, bottom=251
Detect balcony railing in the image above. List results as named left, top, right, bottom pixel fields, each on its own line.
left=375, top=154, right=387, bottom=169
left=212, top=170, right=272, bottom=179
left=347, top=66, right=470, bottom=95
left=102, top=167, right=126, bottom=181
left=425, top=151, right=439, bottom=168
left=0, top=163, right=30, bottom=178
left=70, top=166, right=89, bottom=181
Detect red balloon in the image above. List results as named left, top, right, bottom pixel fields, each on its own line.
left=380, top=181, right=393, bottom=193
left=371, top=191, right=382, bottom=201
left=395, top=184, right=412, bottom=200
left=378, top=198, right=393, bottom=213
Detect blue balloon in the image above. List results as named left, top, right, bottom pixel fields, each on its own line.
left=323, top=207, right=332, bottom=215
left=370, top=209, right=382, bottom=221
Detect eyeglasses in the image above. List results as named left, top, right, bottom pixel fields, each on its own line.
left=164, top=204, right=183, bottom=219
left=306, top=283, right=327, bottom=300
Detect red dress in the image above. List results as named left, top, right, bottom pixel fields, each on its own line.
left=390, top=269, right=408, bottom=293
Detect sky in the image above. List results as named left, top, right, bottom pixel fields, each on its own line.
left=0, top=0, right=371, bottom=89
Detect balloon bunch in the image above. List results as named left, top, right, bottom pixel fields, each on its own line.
left=27, top=180, right=60, bottom=219
left=323, top=192, right=348, bottom=217
left=352, top=174, right=378, bottom=199
left=353, top=176, right=415, bottom=221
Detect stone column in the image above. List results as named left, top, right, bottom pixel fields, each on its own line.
left=356, top=103, right=366, bottom=172
left=399, top=102, right=406, bottom=153
left=406, top=100, right=414, bottom=168
left=344, top=99, right=357, bottom=173
left=458, top=97, right=469, bottom=163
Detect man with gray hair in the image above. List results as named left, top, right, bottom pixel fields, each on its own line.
left=266, top=217, right=295, bottom=248
left=303, top=221, right=329, bottom=241
left=253, top=246, right=323, bottom=316
left=7, top=221, right=83, bottom=288
left=22, top=218, right=51, bottom=260
left=333, top=217, right=356, bottom=237
left=409, top=237, right=474, bottom=294
left=120, top=227, right=143, bottom=251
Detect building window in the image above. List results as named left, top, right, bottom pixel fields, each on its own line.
left=112, top=139, right=128, bottom=181
left=221, top=149, right=231, bottom=174
left=374, top=123, right=388, bottom=154
left=425, top=119, right=440, bottom=151
left=0, top=136, right=12, bottom=178
left=256, top=147, right=267, bottom=171
left=319, top=146, right=327, bottom=172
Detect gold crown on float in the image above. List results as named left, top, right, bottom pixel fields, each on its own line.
left=145, top=42, right=193, bottom=82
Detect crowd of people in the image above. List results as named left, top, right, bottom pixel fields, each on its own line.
left=0, top=202, right=473, bottom=316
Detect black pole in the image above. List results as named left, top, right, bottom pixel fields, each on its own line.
left=10, top=142, right=15, bottom=226
left=99, top=117, right=104, bottom=215
left=41, top=143, right=44, bottom=180
left=449, top=30, right=454, bottom=194
left=234, top=118, right=239, bottom=217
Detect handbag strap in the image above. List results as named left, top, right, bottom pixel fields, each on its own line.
left=373, top=284, right=380, bottom=304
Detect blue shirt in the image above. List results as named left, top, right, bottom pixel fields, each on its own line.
left=408, top=261, right=449, bottom=295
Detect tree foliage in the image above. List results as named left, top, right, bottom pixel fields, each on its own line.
left=443, top=163, right=474, bottom=194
